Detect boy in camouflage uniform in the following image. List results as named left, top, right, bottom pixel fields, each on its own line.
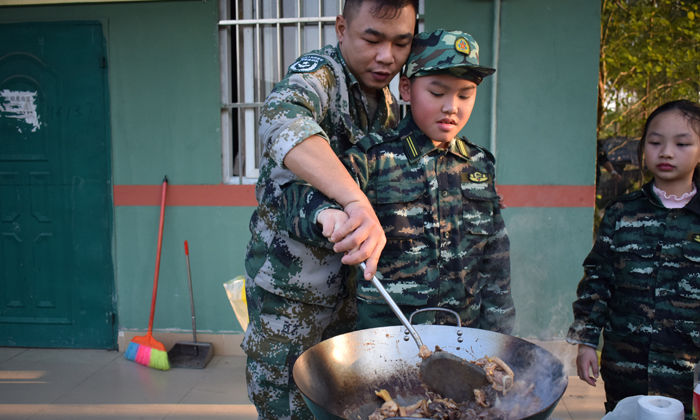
left=242, top=1, right=417, bottom=419
left=282, top=30, right=515, bottom=333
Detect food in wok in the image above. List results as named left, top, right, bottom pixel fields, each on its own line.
left=368, top=351, right=541, bottom=420
left=293, top=324, right=568, bottom=420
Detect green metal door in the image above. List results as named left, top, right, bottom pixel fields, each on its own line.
left=0, top=21, right=115, bottom=348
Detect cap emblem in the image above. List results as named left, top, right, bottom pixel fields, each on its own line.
left=455, top=37, right=471, bottom=55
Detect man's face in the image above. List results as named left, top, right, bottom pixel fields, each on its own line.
left=336, top=2, right=416, bottom=94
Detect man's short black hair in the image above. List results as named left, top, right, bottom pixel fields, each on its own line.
left=342, top=0, right=418, bottom=22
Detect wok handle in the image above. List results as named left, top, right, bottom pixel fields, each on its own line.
left=409, top=307, right=462, bottom=327
left=360, top=263, right=424, bottom=350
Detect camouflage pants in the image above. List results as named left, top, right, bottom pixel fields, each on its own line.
left=356, top=299, right=478, bottom=330
left=241, top=278, right=357, bottom=420
left=600, top=329, right=696, bottom=420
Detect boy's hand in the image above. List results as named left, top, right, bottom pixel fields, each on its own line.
left=330, top=200, right=386, bottom=280
left=317, top=209, right=349, bottom=239
left=576, top=344, right=599, bottom=386
left=497, top=194, right=507, bottom=209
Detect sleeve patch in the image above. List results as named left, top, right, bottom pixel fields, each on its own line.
left=288, top=54, right=327, bottom=73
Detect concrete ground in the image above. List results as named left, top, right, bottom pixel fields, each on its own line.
left=0, top=347, right=606, bottom=420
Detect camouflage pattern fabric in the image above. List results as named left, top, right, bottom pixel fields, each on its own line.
left=404, top=29, right=495, bottom=84
left=567, top=181, right=700, bottom=419
left=283, top=111, right=515, bottom=334
left=246, top=44, right=398, bottom=307
left=242, top=274, right=356, bottom=420
left=243, top=44, right=398, bottom=420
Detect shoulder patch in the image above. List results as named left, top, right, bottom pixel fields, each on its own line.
left=288, top=54, right=327, bottom=73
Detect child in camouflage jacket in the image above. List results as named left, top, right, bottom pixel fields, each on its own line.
left=568, top=100, right=700, bottom=419
left=281, top=29, right=515, bottom=333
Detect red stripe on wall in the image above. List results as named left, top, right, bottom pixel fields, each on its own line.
left=113, top=184, right=257, bottom=206
left=114, top=184, right=595, bottom=207
left=496, top=185, right=596, bottom=208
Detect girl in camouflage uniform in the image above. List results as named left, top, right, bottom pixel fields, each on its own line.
left=568, top=100, right=700, bottom=419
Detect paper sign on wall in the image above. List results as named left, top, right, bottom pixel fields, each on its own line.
left=0, top=89, right=42, bottom=133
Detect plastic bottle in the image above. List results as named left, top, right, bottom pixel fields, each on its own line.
left=694, top=362, right=700, bottom=420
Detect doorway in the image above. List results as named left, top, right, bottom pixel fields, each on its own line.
left=0, top=21, right=115, bottom=348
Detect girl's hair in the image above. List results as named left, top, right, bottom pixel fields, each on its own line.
left=636, top=99, right=700, bottom=184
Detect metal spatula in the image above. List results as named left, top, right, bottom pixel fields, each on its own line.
left=360, top=263, right=487, bottom=402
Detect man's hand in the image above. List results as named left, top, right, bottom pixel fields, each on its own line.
left=316, top=209, right=349, bottom=239
left=283, top=135, right=386, bottom=279
left=576, top=344, right=599, bottom=386
left=329, top=200, right=386, bottom=280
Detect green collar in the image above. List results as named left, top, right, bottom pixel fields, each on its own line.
left=334, top=44, right=360, bottom=89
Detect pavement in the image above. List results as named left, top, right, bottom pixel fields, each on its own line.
left=0, top=347, right=607, bottom=420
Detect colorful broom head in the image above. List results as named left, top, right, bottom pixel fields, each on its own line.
left=125, top=332, right=170, bottom=371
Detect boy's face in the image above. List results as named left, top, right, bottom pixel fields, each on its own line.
left=336, top=1, right=415, bottom=95
left=399, top=74, right=477, bottom=148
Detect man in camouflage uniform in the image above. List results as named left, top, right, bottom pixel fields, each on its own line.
left=567, top=181, right=700, bottom=418
left=282, top=30, right=515, bottom=333
left=242, top=1, right=417, bottom=419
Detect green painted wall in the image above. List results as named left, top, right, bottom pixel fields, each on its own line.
left=425, top=0, right=600, bottom=339
left=504, top=209, right=592, bottom=338
left=116, top=206, right=250, bottom=332
left=426, top=0, right=599, bottom=185
left=497, top=0, right=600, bottom=186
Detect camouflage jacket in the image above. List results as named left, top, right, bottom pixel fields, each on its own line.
left=245, top=44, right=399, bottom=307
left=567, top=182, right=700, bottom=404
left=568, top=181, right=700, bottom=345
left=283, top=112, right=515, bottom=333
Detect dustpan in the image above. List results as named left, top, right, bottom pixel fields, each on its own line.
left=168, top=241, right=214, bottom=369
left=168, top=341, right=213, bottom=368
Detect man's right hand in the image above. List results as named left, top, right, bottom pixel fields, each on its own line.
left=329, top=200, right=386, bottom=280
left=283, top=135, right=386, bottom=279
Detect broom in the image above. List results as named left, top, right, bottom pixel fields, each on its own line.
left=125, top=176, right=171, bottom=370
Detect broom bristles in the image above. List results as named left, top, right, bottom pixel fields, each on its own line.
left=125, top=334, right=170, bottom=371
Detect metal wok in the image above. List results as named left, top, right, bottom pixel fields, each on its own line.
left=293, top=325, right=568, bottom=420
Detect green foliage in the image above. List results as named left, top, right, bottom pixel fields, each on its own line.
left=595, top=1, right=698, bottom=235
left=599, top=0, right=700, bottom=139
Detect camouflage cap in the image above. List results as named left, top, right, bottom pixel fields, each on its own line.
left=404, top=30, right=495, bottom=85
